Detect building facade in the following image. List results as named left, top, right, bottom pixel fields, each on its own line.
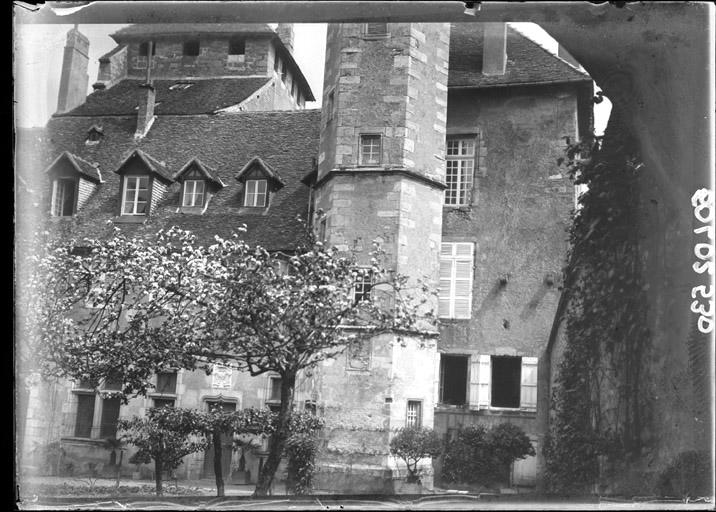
left=17, top=22, right=592, bottom=493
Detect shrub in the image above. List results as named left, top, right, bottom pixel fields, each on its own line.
left=655, top=450, right=712, bottom=500
left=389, top=426, right=443, bottom=484
left=284, top=411, right=325, bottom=495
left=441, top=423, right=535, bottom=487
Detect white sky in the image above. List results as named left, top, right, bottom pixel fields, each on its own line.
left=14, top=22, right=610, bottom=133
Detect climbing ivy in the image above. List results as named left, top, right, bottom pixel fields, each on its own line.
left=544, top=110, right=652, bottom=493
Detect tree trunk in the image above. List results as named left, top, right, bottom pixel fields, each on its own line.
left=154, top=456, right=164, bottom=496
left=254, top=371, right=296, bottom=496
left=213, top=428, right=225, bottom=497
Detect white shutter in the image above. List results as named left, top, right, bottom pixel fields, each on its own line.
left=468, top=355, right=479, bottom=409
left=433, top=352, right=441, bottom=405
left=520, top=356, right=538, bottom=411
left=475, top=354, right=491, bottom=409
left=439, top=242, right=474, bottom=319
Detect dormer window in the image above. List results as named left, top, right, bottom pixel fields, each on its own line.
left=245, top=179, right=267, bottom=207
left=44, top=152, right=102, bottom=218
left=173, top=158, right=225, bottom=213
left=182, top=179, right=205, bottom=207
left=114, top=149, right=174, bottom=220
left=85, top=125, right=104, bottom=146
left=122, top=176, right=149, bottom=215
left=228, top=37, right=246, bottom=67
left=235, top=156, right=285, bottom=210
left=183, top=40, right=200, bottom=57
left=52, top=178, right=77, bottom=217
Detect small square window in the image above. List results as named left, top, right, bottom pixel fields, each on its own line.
left=182, top=180, right=205, bottom=207
left=406, top=400, right=422, bottom=427
left=359, top=134, right=382, bottom=166
left=245, top=179, right=267, bottom=207
left=228, top=37, right=245, bottom=55
left=365, top=23, right=388, bottom=36
left=139, top=41, right=156, bottom=57
left=183, top=40, right=200, bottom=57
left=52, top=178, right=76, bottom=217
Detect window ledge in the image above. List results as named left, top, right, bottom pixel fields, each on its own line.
left=443, top=205, right=472, bottom=212
left=148, top=393, right=177, bottom=399
left=60, top=437, right=107, bottom=445
left=362, top=34, right=390, bottom=40
left=178, top=206, right=204, bottom=215
left=113, top=216, right=147, bottom=224
left=438, top=318, right=471, bottom=323
left=479, top=408, right=537, bottom=418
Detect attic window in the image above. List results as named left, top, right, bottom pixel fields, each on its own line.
left=183, top=40, right=200, bottom=57
left=86, top=127, right=104, bottom=145
left=169, top=82, right=194, bottom=91
left=182, top=180, right=205, bottom=207
left=51, top=178, right=77, bottom=217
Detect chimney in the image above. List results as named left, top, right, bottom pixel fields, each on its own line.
left=277, top=23, right=294, bottom=54
left=482, top=23, right=507, bottom=76
left=135, top=42, right=155, bottom=139
left=57, top=25, right=90, bottom=113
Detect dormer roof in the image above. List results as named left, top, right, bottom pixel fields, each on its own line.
left=44, top=151, right=103, bottom=183
left=114, top=149, right=174, bottom=184
left=235, top=156, right=286, bottom=189
left=174, top=158, right=226, bottom=188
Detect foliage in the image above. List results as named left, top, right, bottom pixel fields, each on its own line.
left=284, top=411, right=325, bottom=495
left=655, top=451, right=712, bottom=501
left=26, top=224, right=434, bottom=496
left=441, top=424, right=534, bottom=487
left=25, top=482, right=204, bottom=498
left=545, top=111, right=651, bottom=493
left=389, top=427, right=443, bottom=484
left=118, top=407, right=209, bottom=495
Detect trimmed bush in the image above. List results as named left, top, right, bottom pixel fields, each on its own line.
left=390, top=427, right=443, bottom=483
left=441, top=423, right=535, bottom=487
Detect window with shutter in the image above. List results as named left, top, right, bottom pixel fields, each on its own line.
left=439, top=354, right=468, bottom=405
left=439, top=242, right=474, bottom=319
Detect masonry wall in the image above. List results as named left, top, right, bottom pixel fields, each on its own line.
left=125, top=37, right=272, bottom=79
left=434, top=83, right=579, bottom=485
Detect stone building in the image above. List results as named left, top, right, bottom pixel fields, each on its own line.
left=17, top=22, right=592, bottom=492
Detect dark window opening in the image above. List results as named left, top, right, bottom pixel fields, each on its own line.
left=229, top=37, right=245, bottom=55
left=153, top=398, right=175, bottom=409
left=269, top=377, right=282, bottom=401
left=491, top=356, right=521, bottom=408
left=267, top=403, right=281, bottom=414
left=139, top=41, right=156, bottom=56
left=87, top=129, right=103, bottom=143
left=156, top=372, right=177, bottom=394
left=75, top=394, right=95, bottom=438
left=99, top=397, right=121, bottom=439
left=439, top=355, right=468, bottom=405
left=304, top=400, right=317, bottom=415
left=104, top=374, right=123, bottom=391
left=326, top=90, right=335, bottom=122
left=365, top=23, right=388, bottom=36
left=183, top=40, right=200, bottom=57
left=53, top=178, right=75, bottom=217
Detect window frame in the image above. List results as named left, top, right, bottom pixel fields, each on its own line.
left=438, top=353, right=469, bottom=406
left=51, top=177, right=77, bottom=217
left=406, top=400, right=423, bottom=427
left=121, top=175, right=151, bottom=216
left=444, top=136, right=476, bottom=207
left=182, top=179, right=206, bottom=207
left=470, top=355, right=539, bottom=412
left=244, top=179, right=268, bottom=208
left=70, top=379, right=123, bottom=440
left=352, top=267, right=374, bottom=304
left=359, top=134, right=382, bottom=167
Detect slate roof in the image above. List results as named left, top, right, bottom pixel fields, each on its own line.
left=448, top=23, right=591, bottom=88
left=24, top=110, right=321, bottom=251
left=116, top=149, right=174, bottom=183
left=46, top=151, right=103, bottom=183
left=58, top=78, right=271, bottom=116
